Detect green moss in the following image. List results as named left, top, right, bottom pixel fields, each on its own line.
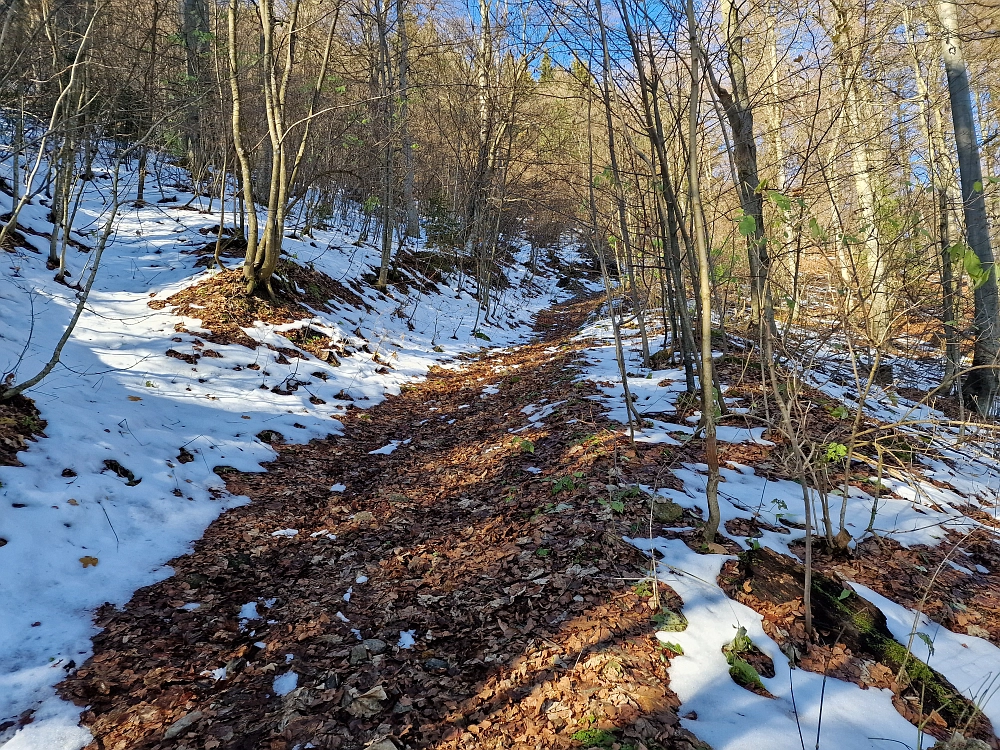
left=851, top=608, right=874, bottom=630
left=571, top=728, right=616, bottom=747
left=877, top=640, right=954, bottom=707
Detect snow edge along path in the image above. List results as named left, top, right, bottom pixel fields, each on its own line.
left=0, top=155, right=583, bottom=747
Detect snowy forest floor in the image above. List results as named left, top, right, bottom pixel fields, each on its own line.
left=54, top=294, right=710, bottom=750
left=36, top=287, right=1000, bottom=750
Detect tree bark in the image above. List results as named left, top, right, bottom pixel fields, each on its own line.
left=398, top=0, right=419, bottom=239
left=687, top=0, right=720, bottom=545
left=229, top=0, right=260, bottom=287
left=716, top=0, right=775, bottom=336
left=937, top=0, right=1000, bottom=414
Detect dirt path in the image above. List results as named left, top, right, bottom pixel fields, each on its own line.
left=60, top=297, right=709, bottom=750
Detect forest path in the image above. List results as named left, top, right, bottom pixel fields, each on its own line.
left=59, top=295, right=707, bottom=750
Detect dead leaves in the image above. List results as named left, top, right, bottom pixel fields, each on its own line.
left=103, top=459, right=141, bottom=486
left=343, top=685, right=387, bottom=718
left=79, top=556, right=99, bottom=568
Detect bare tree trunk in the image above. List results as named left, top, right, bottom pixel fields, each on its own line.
left=398, top=0, right=418, bottom=239
left=616, top=3, right=697, bottom=390
left=686, top=0, right=720, bottom=546
left=374, top=0, right=396, bottom=289
left=585, top=86, right=641, bottom=437
left=181, top=0, right=210, bottom=171
left=832, top=1, right=890, bottom=345
left=716, top=0, right=775, bottom=336
left=594, top=0, right=650, bottom=367
left=907, top=14, right=962, bottom=393
left=937, top=0, right=1000, bottom=414
left=764, top=0, right=792, bottom=297
left=229, top=0, right=260, bottom=285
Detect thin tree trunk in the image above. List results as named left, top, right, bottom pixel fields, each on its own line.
left=595, top=0, right=650, bottom=367
left=229, top=0, right=260, bottom=287
left=907, top=14, right=962, bottom=392
left=398, top=0, right=418, bottom=238
left=832, top=4, right=890, bottom=345
left=937, top=0, right=1000, bottom=414
left=686, top=0, right=720, bottom=546
left=716, top=0, right=775, bottom=336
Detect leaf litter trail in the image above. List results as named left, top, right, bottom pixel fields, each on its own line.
left=59, top=296, right=710, bottom=750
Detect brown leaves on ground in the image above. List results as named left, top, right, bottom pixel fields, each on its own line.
left=148, top=263, right=372, bottom=350
left=0, top=392, right=46, bottom=466
left=59, top=297, right=708, bottom=750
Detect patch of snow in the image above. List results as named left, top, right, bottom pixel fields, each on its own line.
left=368, top=441, right=401, bottom=455
left=239, top=602, right=260, bottom=620
left=632, top=537, right=924, bottom=750
left=397, top=630, right=416, bottom=649
left=272, top=672, right=298, bottom=697
left=271, top=528, right=298, bottom=537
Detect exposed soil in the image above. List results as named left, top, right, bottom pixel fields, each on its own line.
left=58, top=296, right=713, bottom=750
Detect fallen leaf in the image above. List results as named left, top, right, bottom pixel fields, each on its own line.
left=345, top=684, right=387, bottom=718
left=127, top=396, right=142, bottom=402
left=80, top=556, right=99, bottom=568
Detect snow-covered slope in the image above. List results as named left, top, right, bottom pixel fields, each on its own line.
left=576, top=313, right=1000, bottom=750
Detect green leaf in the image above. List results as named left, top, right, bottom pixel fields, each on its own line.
left=823, top=442, right=848, bottom=463
left=767, top=190, right=793, bottom=211
left=728, top=657, right=764, bottom=689
left=917, top=631, right=935, bottom=657
left=837, top=589, right=852, bottom=601
left=512, top=436, right=535, bottom=454
left=658, top=640, right=684, bottom=656
left=974, top=180, right=984, bottom=193
left=737, top=213, right=757, bottom=237
left=963, top=250, right=992, bottom=290
left=808, top=217, right=828, bottom=242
